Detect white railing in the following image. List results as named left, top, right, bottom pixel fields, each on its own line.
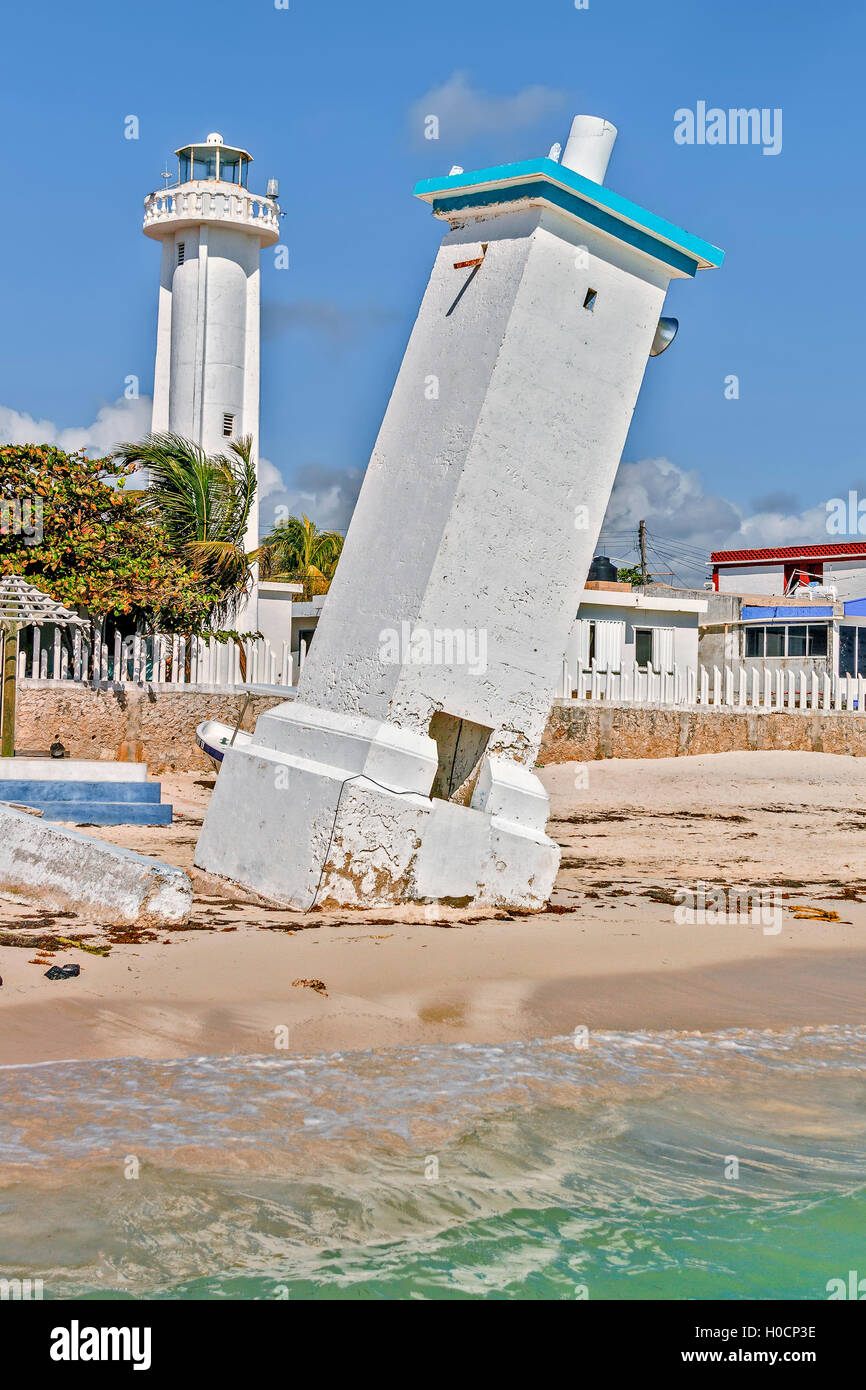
left=17, top=630, right=298, bottom=690
left=559, top=660, right=866, bottom=713
left=143, top=186, right=279, bottom=238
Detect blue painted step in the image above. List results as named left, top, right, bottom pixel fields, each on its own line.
left=21, top=801, right=174, bottom=827
left=0, top=780, right=161, bottom=803
left=0, top=777, right=172, bottom=826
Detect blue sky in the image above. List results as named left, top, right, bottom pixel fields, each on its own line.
left=2, top=0, right=864, bottom=581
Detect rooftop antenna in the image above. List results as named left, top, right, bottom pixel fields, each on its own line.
left=160, top=163, right=173, bottom=188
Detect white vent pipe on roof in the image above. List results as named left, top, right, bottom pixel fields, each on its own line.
left=560, top=115, right=617, bottom=184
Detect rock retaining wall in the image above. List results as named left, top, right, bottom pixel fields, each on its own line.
left=16, top=687, right=866, bottom=773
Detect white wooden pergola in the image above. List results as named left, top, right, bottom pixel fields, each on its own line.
left=0, top=576, right=88, bottom=757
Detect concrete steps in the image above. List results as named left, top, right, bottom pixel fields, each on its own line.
left=0, top=780, right=163, bottom=803
left=16, top=800, right=173, bottom=826
left=0, top=776, right=173, bottom=826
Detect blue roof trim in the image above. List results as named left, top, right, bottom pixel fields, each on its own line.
left=844, top=597, right=866, bottom=616
left=414, top=157, right=724, bottom=273
left=742, top=606, right=833, bottom=620
left=429, top=182, right=698, bottom=277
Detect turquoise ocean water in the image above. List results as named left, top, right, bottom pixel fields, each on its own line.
left=1, top=1026, right=865, bottom=1300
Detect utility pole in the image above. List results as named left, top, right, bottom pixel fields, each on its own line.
left=639, top=519, right=648, bottom=586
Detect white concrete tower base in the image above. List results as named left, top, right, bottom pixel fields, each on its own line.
left=196, top=703, right=558, bottom=909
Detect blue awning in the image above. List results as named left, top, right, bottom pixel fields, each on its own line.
left=741, top=606, right=833, bottom=621
left=843, top=597, right=866, bottom=616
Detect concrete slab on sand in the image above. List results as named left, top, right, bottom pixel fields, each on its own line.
left=0, top=759, right=148, bottom=783
left=0, top=802, right=191, bottom=926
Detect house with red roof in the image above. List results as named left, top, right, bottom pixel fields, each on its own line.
left=710, top=543, right=866, bottom=678
left=711, top=542, right=866, bottom=599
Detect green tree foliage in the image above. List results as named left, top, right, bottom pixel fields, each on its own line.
left=617, top=565, right=645, bottom=586
left=256, top=513, right=344, bottom=600
left=0, top=444, right=215, bottom=628
left=114, top=432, right=257, bottom=625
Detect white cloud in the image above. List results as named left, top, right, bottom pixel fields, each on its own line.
left=257, top=460, right=363, bottom=538
left=604, top=456, right=740, bottom=549
left=255, top=451, right=835, bottom=572
left=601, top=456, right=832, bottom=586
left=257, top=456, right=285, bottom=501
left=0, top=400, right=837, bottom=579
left=410, top=71, right=565, bottom=146
left=734, top=502, right=829, bottom=548
left=0, top=398, right=355, bottom=535
left=0, top=394, right=154, bottom=456
left=274, top=484, right=348, bottom=532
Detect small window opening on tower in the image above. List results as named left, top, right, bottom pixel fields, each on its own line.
left=223, top=413, right=234, bottom=437
left=583, top=288, right=597, bottom=311
left=177, top=242, right=185, bottom=265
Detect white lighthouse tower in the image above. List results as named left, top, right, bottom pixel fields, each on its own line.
left=142, top=133, right=280, bottom=625
left=196, top=114, right=723, bottom=910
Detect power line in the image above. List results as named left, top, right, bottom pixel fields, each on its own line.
left=592, top=523, right=716, bottom=589
left=643, top=531, right=711, bottom=561
left=645, top=541, right=706, bottom=588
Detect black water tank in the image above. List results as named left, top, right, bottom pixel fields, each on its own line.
left=587, top=554, right=618, bottom=583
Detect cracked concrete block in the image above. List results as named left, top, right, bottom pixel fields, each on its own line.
left=0, top=803, right=192, bottom=926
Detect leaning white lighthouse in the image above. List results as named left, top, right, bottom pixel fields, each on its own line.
left=196, top=113, right=723, bottom=911
left=142, top=133, right=280, bottom=624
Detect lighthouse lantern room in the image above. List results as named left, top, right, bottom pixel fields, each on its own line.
left=176, top=134, right=252, bottom=187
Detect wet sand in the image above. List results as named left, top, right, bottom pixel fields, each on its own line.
left=2, top=751, right=865, bottom=1064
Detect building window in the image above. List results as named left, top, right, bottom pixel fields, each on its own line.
left=765, top=627, right=785, bottom=657
left=219, top=151, right=243, bottom=184
left=746, top=624, right=830, bottom=659
left=583, top=288, right=598, bottom=311
left=809, top=625, right=828, bottom=657
left=193, top=151, right=218, bottom=181
left=222, top=413, right=234, bottom=437
left=177, top=242, right=185, bottom=265
left=839, top=626, right=866, bottom=677
left=635, top=628, right=653, bottom=667
left=787, top=624, right=807, bottom=657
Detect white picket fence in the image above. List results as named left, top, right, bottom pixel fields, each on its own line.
left=560, top=660, right=866, bottom=713
left=15, top=631, right=866, bottom=713
left=17, top=628, right=299, bottom=690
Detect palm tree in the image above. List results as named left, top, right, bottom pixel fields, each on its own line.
left=115, top=432, right=257, bottom=625
left=256, top=514, right=344, bottom=600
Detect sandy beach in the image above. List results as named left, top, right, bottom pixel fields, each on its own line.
left=2, top=749, right=865, bottom=1066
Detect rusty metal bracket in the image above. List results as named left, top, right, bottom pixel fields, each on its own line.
left=453, top=242, right=488, bottom=270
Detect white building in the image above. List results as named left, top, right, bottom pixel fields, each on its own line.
left=196, top=113, right=722, bottom=909
left=711, top=543, right=866, bottom=677
left=143, top=133, right=280, bottom=626
left=566, top=586, right=707, bottom=688
left=257, top=586, right=321, bottom=682
left=266, top=586, right=708, bottom=692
